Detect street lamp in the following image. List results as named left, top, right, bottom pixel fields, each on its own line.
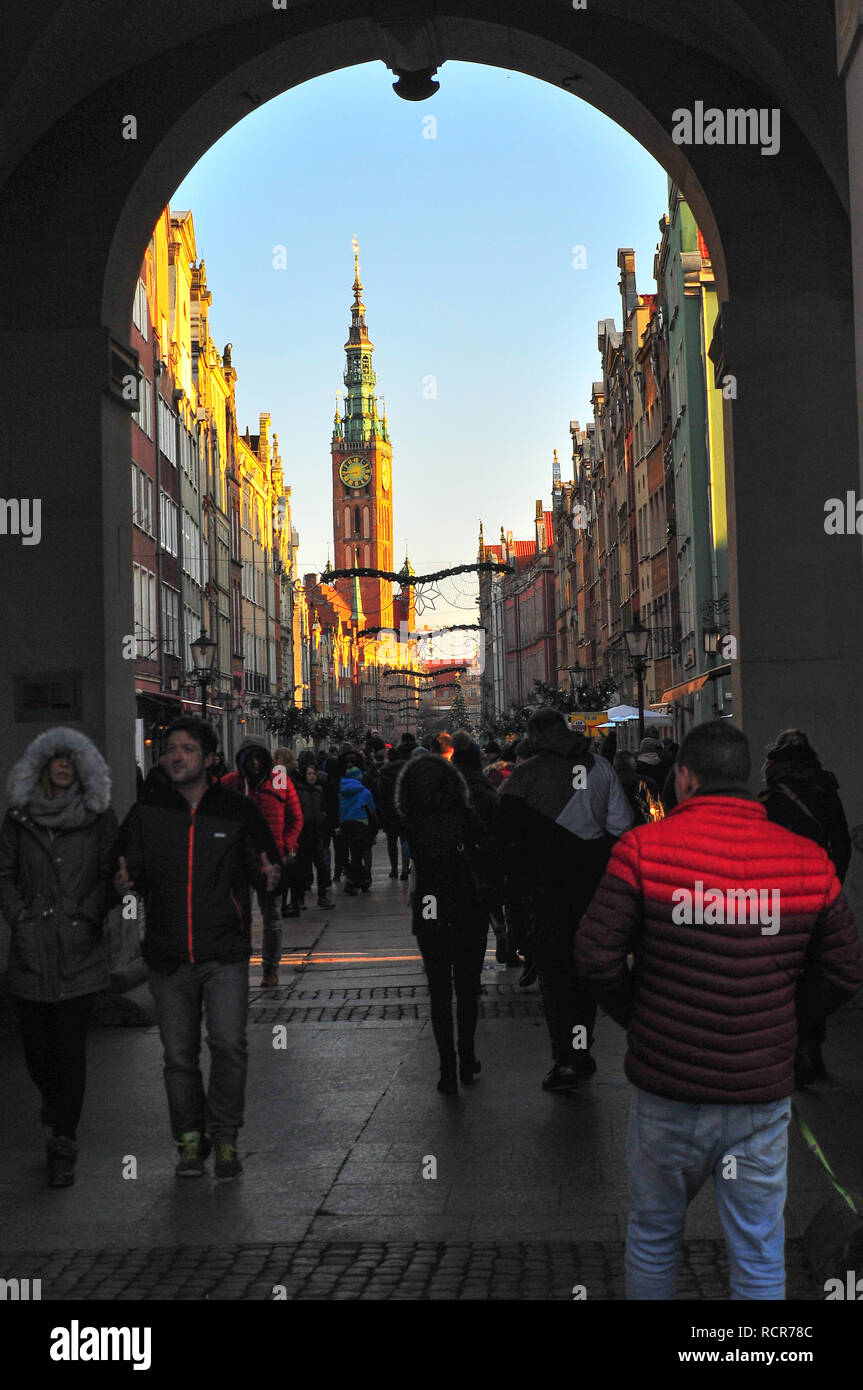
left=623, top=616, right=651, bottom=743
left=190, top=630, right=218, bottom=722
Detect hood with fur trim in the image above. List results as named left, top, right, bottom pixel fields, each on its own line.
left=6, top=726, right=112, bottom=813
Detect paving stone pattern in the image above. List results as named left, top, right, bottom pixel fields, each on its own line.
left=3, top=1238, right=820, bottom=1300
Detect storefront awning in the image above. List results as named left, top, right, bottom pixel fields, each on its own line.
left=661, top=664, right=732, bottom=704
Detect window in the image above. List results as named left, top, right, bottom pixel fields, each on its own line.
left=179, top=427, right=197, bottom=486
left=132, top=279, right=148, bottom=340
left=132, top=376, right=153, bottom=439
left=231, top=580, right=242, bottom=655
left=363, top=544, right=370, bottom=567
left=132, top=564, right=157, bottom=659
left=182, top=510, right=201, bottom=585
left=160, top=494, right=178, bottom=556
left=158, top=398, right=177, bottom=464
left=354, top=506, right=360, bottom=535
left=161, top=584, right=180, bottom=657
left=140, top=473, right=153, bottom=534
left=132, top=465, right=154, bottom=534
left=242, top=489, right=251, bottom=533
left=184, top=606, right=201, bottom=671
left=230, top=500, right=241, bottom=556
left=343, top=506, right=350, bottom=536
left=362, top=507, right=370, bottom=539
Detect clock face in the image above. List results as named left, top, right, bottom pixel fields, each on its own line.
left=339, top=456, right=372, bottom=489
left=381, top=461, right=391, bottom=491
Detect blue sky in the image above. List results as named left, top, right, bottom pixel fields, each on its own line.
left=172, top=60, right=668, bottom=626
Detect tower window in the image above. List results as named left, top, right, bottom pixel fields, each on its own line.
left=354, top=506, right=361, bottom=535
left=364, top=545, right=371, bottom=567
left=362, top=507, right=370, bottom=539
left=343, top=506, right=350, bottom=536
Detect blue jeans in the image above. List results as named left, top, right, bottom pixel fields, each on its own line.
left=148, top=960, right=249, bottom=1143
left=626, top=1087, right=791, bottom=1300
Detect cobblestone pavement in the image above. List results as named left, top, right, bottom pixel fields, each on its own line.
left=1, top=1237, right=820, bottom=1300
left=1, top=859, right=861, bottom=1302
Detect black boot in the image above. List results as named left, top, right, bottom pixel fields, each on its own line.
left=46, top=1136, right=77, bottom=1188
left=458, top=1055, right=481, bottom=1086
left=436, top=1057, right=458, bottom=1094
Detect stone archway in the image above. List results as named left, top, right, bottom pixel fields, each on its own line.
left=0, top=1, right=860, bottom=833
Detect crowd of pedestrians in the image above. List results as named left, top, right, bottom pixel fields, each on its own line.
left=2, top=709, right=862, bottom=1300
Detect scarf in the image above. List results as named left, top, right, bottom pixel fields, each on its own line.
left=27, top=782, right=90, bottom=831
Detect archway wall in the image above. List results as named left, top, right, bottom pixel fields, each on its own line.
left=0, top=1, right=860, bottom=854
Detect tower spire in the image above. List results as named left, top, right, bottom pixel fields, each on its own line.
left=341, top=239, right=380, bottom=445
left=352, top=235, right=362, bottom=298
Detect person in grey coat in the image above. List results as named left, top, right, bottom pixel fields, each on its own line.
left=0, top=727, right=117, bottom=1186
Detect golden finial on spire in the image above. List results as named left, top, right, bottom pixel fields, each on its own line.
left=352, top=236, right=361, bottom=282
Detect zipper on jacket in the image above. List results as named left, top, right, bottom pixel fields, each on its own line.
left=187, top=806, right=196, bottom=962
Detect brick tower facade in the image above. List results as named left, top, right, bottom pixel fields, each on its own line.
left=331, top=241, right=394, bottom=632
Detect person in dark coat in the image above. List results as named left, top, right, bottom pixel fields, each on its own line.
left=0, top=727, right=117, bottom=1186
left=396, top=754, right=502, bottom=1093
left=140, top=751, right=170, bottom=802
left=451, top=732, right=514, bottom=966
left=635, top=736, right=668, bottom=788
left=287, top=751, right=334, bottom=913
left=115, top=716, right=280, bottom=1181
left=576, top=719, right=863, bottom=1300
left=498, top=708, right=632, bottom=1092
left=377, top=744, right=411, bottom=879
left=325, top=745, right=362, bottom=883
left=451, top=733, right=500, bottom=833
left=759, top=728, right=852, bottom=1083
left=222, top=738, right=302, bottom=988
left=614, top=750, right=662, bottom=826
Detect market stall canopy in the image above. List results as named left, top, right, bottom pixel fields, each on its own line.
left=660, top=664, right=732, bottom=704
left=605, top=704, right=674, bottom=726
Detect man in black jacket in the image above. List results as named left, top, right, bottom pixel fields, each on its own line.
left=115, top=717, right=279, bottom=1181
left=499, top=708, right=632, bottom=1092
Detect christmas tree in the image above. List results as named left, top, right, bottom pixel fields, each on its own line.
left=450, top=678, right=470, bottom=732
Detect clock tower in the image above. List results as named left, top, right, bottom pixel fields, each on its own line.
left=331, top=241, right=394, bottom=631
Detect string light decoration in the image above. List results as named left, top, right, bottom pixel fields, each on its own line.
left=383, top=665, right=468, bottom=681
left=322, top=561, right=509, bottom=585
left=358, top=623, right=483, bottom=640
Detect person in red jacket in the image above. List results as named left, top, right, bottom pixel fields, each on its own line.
left=575, top=719, right=863, bottom=1301
left=222, top=737, right=302, bottom=987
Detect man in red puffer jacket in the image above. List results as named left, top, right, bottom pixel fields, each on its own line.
left=222, top=738, right=302, bottom=987
left=576, top=719, right=863, bottom=1302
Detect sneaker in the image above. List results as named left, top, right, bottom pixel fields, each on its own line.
left=541, top=1064, right=584, bottom=1093
left=299, top=902, right=308, bottom=910
left=46, top=1136, right=77, bottom=1188
left=282, top=904, right=300, bottom=919
left=175, top=1131, right=211, bottom=1177
left=343, top=883, right=358, bottom=896
left=399, top=870, right=410, bottom=881
left=213, top=1141, right=243, bottom=1182
left=260, top=970, right=279, bottom=987
left=317, top=896, right=335, bottom=909
left=388, top=869, right=398, bottom=879
left=519, top=961, right=539, bottom=988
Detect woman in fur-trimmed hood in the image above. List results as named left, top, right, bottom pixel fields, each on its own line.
left=0, top=727, right=118, bottom=1187
left=395, top=754, right=502, bottom=1095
